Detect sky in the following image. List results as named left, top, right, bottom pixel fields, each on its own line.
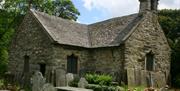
left=71, top=0, right=180, bottom=24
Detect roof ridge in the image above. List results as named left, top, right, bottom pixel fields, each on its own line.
left=30, top=9, right=87, bottom=26
left=88, top=14, right=138, bottom=26
left=29, top=9, right=140, bottom=48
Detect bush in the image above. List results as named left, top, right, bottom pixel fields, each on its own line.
left=69, top=76, right=80, bottom=87
left=0, top=79, right=5, bottom=89
left=85, top=73, right=112, bottom=86
left=175, top=74, right=180, bottom=87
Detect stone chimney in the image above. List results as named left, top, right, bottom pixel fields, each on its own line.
left=139, top=0, right=159, bottom=13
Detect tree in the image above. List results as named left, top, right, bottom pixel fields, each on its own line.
left=0, top=0, right=80, bottom=76
left=158, top=9, right=180, bottom=88
left=3, top=0, right=80, bottom=21
left=0, top=10, right=15, bottom=74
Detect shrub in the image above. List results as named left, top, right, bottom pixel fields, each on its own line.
left=69, top=76, right=80, bottom=87
left=175, top=74, right=180, bottom=87
left=0, top=79, right=4, bottom=89
left=85, top=73, right=112, bottom=86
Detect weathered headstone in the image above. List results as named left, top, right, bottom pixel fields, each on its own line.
left=66, top=73, right=74, bottom=86
left=42, top=83, right=56, bottom=91
left=127, top=68, right=135, bottom=86
left=31, top=71, right=46, bottom=91
left=153, top=72, right=166, bottom=88
left=134, top=68, right=141, bottom=86
left=55, top=68, right=66, bottom=86
left=78, top=77, right=88, bottom=88
left=46, top=68, right=55, bottom=85
left=141, top=70, right=148, bottom=87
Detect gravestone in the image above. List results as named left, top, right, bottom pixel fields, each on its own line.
left=134, top=68, right=141, bottom=86
left=141, top=70, right=148, bottom=87
left=153, top=72, right=166, bottom=88
left=46, top=68, right=55, bottom=85
left=55, top=68, right=66, bottom=86
left=42, top=83, right=56, bottom=91
left=78, top=77, right=88, bottom=88
left=66, top=73, right=74, bottom=86
left=127, top=68, right=135, bottom=86
left=31, top=71, right=46, bottom=91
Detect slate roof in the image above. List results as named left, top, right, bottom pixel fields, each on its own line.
left=30, top=10, right=143, bottom=48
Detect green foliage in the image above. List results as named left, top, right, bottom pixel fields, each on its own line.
left=0, top=10, right=16, bottom=75
left=175, top=74, right=180, bottom=87
left=0, top=0, right=80, bottom=76
left=2, top=0, right=80, bottom=21
left=69, top=76, right=80, bottom=87
left=85, top=73, right=113, bottom=86
left=158, top=9, right=180, bottom=88
left=0, top=78, right=27, bottom=91
left=158, top=9, right=180, bottom=42
left=0, top=79, right=4, bottom=88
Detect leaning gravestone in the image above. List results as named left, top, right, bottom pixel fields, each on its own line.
left=31, top=71, right=46, bottom=91
left=66, top=73, right=74, bottom=86
left=55, top=68, right=66, bottom=86
left=78, top=77, right=88, bottom=88
left=41, top=83, right=56, bottom=91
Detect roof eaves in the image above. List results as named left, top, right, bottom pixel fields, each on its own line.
left=110, top=14, right=144, bottom=45
left=121, top=14, right=145, bottom=42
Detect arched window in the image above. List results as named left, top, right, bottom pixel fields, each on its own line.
left=151, top=0, right=158, bottom=10
left=67, top=54, right=78, bottom=74
left=146, top=52, right=154, bottom=71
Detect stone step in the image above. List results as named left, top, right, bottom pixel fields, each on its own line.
left=55, top=87, right=93, bottom=91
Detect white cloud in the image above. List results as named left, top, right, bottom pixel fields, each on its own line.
left=159, top=0, right=180, bottom=9
left=82, top=0, right=180, bottom=18
left=82, top=0, right=139, bottom=17
left=76, top=20, right=81, bottom=23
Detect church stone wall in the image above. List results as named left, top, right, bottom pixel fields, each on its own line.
left=8, top=10, right=171, bottom=88
left=89, top=47, right=125, bottom=82
left=8, top=12, right=54, bottom=80
left=51, top=45, right=89, bottom=74
left=8, top=12, right=126, bottom=84
left=124, top=12, right=171, bottom=87
left=52, top=45, right=125, bottom=83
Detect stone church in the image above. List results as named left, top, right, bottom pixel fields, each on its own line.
left=8, top=0, right=171, bottom=87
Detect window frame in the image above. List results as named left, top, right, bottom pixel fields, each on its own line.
left=23, top=55, right=30, bottom=73
left=67, top=54, right=78, bottom=74
left=145, top=52, right=155, bottom=71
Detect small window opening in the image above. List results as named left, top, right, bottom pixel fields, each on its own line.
left=151, top=0, right=157, bottom=10
left=23, top=55, right=30, bottom=73
left=146, top=52, right=154, bottom=71
left=67, top=54, right=78, bottom=74
left=39, top=63, right=46, bottom=76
